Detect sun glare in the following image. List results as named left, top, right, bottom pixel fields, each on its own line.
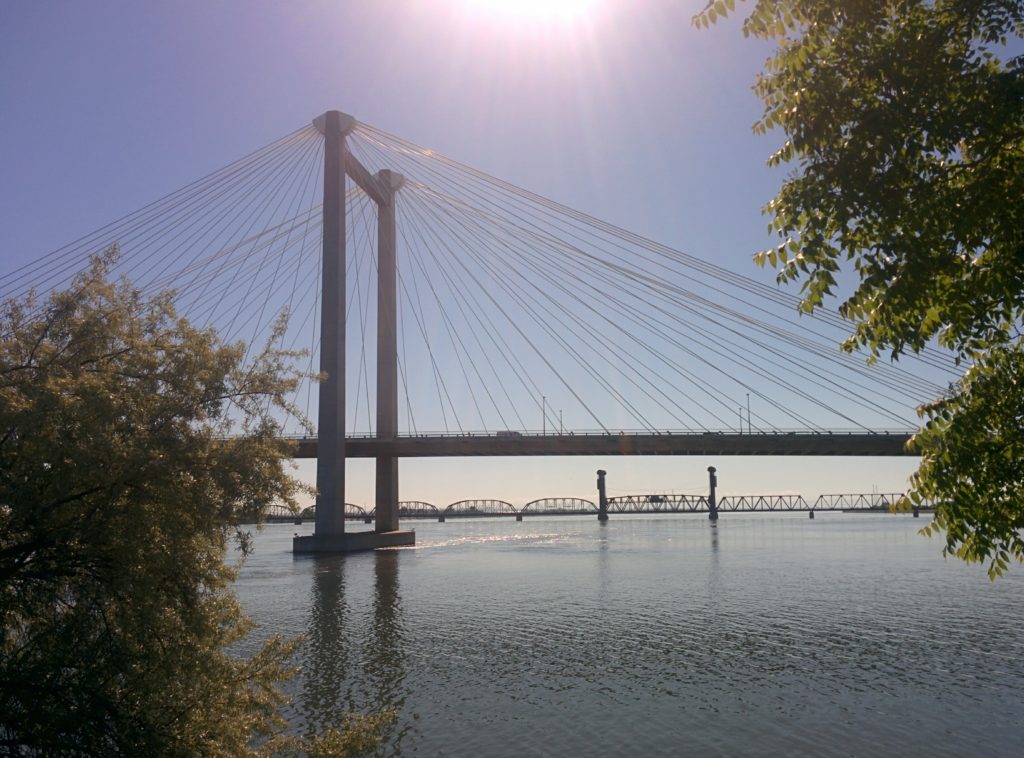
left=459, top=0, right=601, bottom=22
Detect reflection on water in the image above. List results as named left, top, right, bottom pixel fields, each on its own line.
left=364, top=551, right=407, bottom=749
left=301, top=551, right=406, bottom=753
left=237, top=515, right=1024, bottom=756
left=301, top=556, right=348, bottom=735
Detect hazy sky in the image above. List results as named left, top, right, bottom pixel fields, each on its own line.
left=0, top=0, right=926, bottom=506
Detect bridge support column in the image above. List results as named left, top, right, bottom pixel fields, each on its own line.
left=708, top=466, right=719, bottom=521
left=597, top=469, right=609, bottom=521
left=294, top=110, right=352, bottom=556
left=374, top=170, right=404, bottom=535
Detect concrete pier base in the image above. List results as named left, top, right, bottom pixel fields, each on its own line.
left=293, top=530, right=415, bottom=554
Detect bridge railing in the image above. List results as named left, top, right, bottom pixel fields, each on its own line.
left=275, top=428, right=915, bottom=441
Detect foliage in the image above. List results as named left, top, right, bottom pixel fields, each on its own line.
left=696, top=0, right=1024, bottom=573
left=914, top=343, right=1024, bottom=578
left=0, top=256, right=383, bottom=754
left=300, top=711, right=397, bottom=758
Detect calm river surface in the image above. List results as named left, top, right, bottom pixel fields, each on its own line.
left=235, top=514, right=1024, bottom=756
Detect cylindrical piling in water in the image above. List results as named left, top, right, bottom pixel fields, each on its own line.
left=708, top=466, right=719, bottom=522
left=597, top=469, right=609, bottom=522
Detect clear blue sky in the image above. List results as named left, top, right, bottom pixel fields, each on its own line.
left=0, top=0, right=926, bottom=506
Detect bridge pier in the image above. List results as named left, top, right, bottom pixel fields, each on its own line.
left=597, top=469, right=609, bottom=521
left=374, top=170, right=404, bottom=536
left=708, top=466, right=719, bottom=521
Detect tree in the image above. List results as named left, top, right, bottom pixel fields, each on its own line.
left=696, top=0, right=1024, bottom=575
left=0, top=255, right=319, bottom=754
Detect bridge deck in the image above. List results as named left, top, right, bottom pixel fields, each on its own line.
left=287, top=432, right=913, bottom=458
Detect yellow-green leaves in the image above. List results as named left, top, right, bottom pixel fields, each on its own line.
left=692, top=0, right=736, bottom=28
left=0, top=256, right=327, bottom=753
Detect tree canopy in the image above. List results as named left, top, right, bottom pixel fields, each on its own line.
left=0, top=256, right=315, bottom=754
left=697, top=0, right=1024, bottom=575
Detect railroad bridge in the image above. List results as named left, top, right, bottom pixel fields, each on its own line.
left=267, top=491, right=924, bottom=524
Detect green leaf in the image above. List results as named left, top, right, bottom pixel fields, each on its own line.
left=697, top=0, right=1024, bottom=577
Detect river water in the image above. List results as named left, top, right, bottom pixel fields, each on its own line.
left=235, top=514, right=1024, bottom=756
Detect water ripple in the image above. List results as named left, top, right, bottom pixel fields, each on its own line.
left=236, top=516, right=1024, bottom=756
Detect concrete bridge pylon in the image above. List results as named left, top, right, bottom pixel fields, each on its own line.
left=294, top=111, right=415, bottom=554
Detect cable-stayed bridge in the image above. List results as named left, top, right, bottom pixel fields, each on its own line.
left=2, top=110, right=956, bottom=552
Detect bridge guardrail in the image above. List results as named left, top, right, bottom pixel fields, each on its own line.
left=275, top=428, right=915, bottom=441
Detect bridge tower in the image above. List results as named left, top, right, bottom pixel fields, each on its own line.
left=294, top=111, right=415, bottom=554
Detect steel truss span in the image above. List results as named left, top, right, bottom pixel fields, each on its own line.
left=719, top=494, right=810, bottom=511
left=608, top=494, right=710, bottom=513
left=397, top=501, right=442, bottom=518
left=445, top=499, right=517, bottom=517
left=521, top=498, right=597, bottom=515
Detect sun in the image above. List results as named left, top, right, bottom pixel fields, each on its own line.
left=458, top=0, right=601, bottom=22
